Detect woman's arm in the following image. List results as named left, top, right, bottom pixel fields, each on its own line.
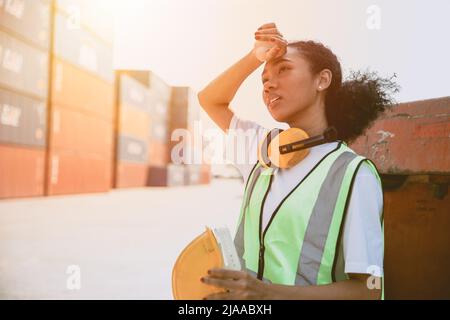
left=197, top=50, right=263, bottom=133
left=198, top=22, right=287, bottom=133
left=202, top=269, right=381, bottom=300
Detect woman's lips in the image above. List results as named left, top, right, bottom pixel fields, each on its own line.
left=269, top=97, right=282, bottom=109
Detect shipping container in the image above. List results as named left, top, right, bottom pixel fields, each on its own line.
left=119, top=74, right=150, bottom=112
left=51, top=58, right=114, bottom=119
left=0, top=0, right=51, bottom=49
left=149, top=72, right=171, bottom=105
left=118, top=105, right=151, bottom=141
left=350, top=96, right=450, bottom=174
left=383, top=174, right=450, bottom=299
left=147, top=165, right=168, bottom=187
left=0, top=144, right=45, bottom=199
left=167, top=164, right=185, bottom=187
left=115, top=161, right=148, bottom=188
left=149, top=92, right=169, bottom=122
left=169, top=86, right=189, bottom=129
left=148, top=140, right=169, bottom=167
left=0, top=30, right=48, bottom=99
left=150, top=118, right=169, bottom=143
left=117, top=134, right=148, bottom=163
left=46, top=150, right=112, bottom=195
left=55, top=0, right=115, bottom=44
left=50, top=106, right=113, bottom=157
left=0, top=87, right=47, bottom=147
left=200, top=164, right=212, bottom=184
left=53, top=12, right=114, bottom=83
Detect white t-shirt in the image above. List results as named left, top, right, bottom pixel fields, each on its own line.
left=226, top=115, right=384, bottom=277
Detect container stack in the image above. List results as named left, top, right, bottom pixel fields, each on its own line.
left=115, top=73, right=151, bottom=188
left=147, top=71, right=172, bottom=185
left=0, top=0, right=50, bottom=199
left=46, top=0, right=115, bottom=195
left=350, top=96, right=450, bottom=299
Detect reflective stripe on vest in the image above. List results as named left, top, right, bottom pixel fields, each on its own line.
left=234, top=141, right=384, bottom=288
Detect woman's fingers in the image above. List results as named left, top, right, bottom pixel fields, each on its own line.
left=257, top=22, right=277, bottom=30
left=255, top=28, right=282, bottom=36
left=254, top=35, right=287, bottom=46
left=265, top=45, right=283, bottom=60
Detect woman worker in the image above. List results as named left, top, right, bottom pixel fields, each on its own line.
left=197, top=22, right=398, bottom=300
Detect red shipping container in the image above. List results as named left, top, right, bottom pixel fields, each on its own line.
left=148, top=140, right=169, bottom=167
left=383, top=175, right=450, bottom=299
left=0, top=144, right=45, bottom=199
left=200, top=164, right=211, bottom=185
left=52, top=58, right=114, bottom=120
left=115, top=161, right=148, bottom=188
left=50, top=106, right=113, bottom=157
left=351, top=97, right=450, bottom=174
left=46, top=150, right=112, bottom=195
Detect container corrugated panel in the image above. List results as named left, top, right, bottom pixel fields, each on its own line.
left=55, top=0, right=115, bottom=44
left=116, top=161, right=148, bottom=188
left=0, top=87, right=46, bottom=147
left=167, top=164, right=186, bottom=187
left=150, top=118, right=168, bottom=143
left=149, top=92, right=169, bottom=122
left=120, top=74, right=150, bottom=112
left=148, top=140, right=169, bottom=167
left=51, top=58, right=114, bottom=119
left=0, top=30, right=48, bottom=99
left=147, top=165, right=168, bottom=187
left=0, top=0, right=51, bottom=49
left=53, top=12, right=114, bottom=83
left=118, top=105, right=150, bottom=141
left=350, top=96, right=450, bottom=174
left=170, top=86, right=189, bottom=129
left=50, top=106, right=113, bottom=157
left=47, top=150, right=112, bottom=195
left=383, top=174, right=450, bottom=299
left=0, top=144, right=45, bottom=199
left=117, top=135, right=148, bottom=163
left=149, top=72, right=171, bottom=104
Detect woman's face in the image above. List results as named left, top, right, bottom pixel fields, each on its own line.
left=262, top=47, right=319, bottom=124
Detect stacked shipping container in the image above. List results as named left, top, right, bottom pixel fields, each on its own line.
left=350, top=96, right=450, bottom=299
left=0, top=0, right=50, bottom=199
left=0, top=1, right=211, bottom=199
left=46, top=0, right=115, bottom=195
left=115, top=74, right=151, bottom=188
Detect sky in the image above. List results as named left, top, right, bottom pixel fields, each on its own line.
left=113, top=0, right=450, bottom=129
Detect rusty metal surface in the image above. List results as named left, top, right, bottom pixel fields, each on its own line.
left=351, top=96, right=450, bottom=174
left=384, top=174, right=450, bottom=299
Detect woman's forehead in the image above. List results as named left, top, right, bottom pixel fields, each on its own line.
left=262, top=48, right=306, bottom=73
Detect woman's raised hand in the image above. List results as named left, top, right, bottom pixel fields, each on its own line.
left=253, top=22, right=288, bottom=62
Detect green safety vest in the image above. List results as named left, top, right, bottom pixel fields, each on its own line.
left=233, top=141, right=385, bottom=298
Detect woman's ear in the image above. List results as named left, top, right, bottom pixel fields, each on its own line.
left=317, top=69, right=332, bottom=91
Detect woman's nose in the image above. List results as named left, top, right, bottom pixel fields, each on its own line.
left=263, top=79, right=277, bottom=92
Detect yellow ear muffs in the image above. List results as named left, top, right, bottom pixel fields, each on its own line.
left=172, top=228, right=225, bottom=300
left=258, top=126, right=338, bottom=169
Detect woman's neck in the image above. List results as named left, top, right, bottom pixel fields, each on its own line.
left=287, top=102, right=329, bottom=137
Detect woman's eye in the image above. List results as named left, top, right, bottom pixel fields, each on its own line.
left=279, top=66, right=288, bottom=73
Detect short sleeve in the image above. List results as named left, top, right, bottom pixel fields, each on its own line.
left=342, top=161, right=384, bottom=277
left=225, top=115, right=269, bottom=184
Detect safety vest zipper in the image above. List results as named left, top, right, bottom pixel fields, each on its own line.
left=257, top=173, right=274, bottom=280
